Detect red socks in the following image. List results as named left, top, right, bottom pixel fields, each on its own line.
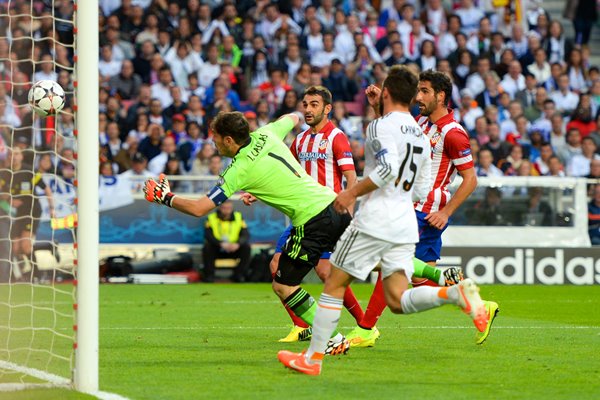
left=343, top=287, right=365, bottom=324
left=358, top=271, right=387, bottom=329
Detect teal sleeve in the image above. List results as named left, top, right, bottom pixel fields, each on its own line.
left=256, top=116, right=295, bottom=141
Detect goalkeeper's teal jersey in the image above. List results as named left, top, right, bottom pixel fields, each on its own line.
left=217, top=117, right=336, bottom=226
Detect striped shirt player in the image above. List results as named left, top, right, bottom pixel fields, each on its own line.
left=413, top=111, right=475, bottom=261
left=290, top=120, right=355, bottom=194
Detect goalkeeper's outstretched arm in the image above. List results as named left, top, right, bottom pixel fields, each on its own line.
left=143, top=173, right=217, bottom=217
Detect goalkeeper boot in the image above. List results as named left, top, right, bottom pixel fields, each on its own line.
left=278, top=350, right=321, bottom=376
left=455, top=279, right=488, bottom=333
left=325, top=335, right=350, bottom=356
left=346, top=326, right=381, bottom=348
left=278, top=325, right=312, bottom=343
left=443, top=267, right=464, bottom=286
left=476, top=301, right=499, bottom=345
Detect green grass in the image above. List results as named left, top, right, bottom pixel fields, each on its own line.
left=1, top=284, right=600, bottom=400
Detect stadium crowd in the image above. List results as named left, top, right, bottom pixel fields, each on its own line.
left=1, top=1, right=600, bottom=201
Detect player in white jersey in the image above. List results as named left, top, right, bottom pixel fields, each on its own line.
left=278, top=65, right=491, bottom=376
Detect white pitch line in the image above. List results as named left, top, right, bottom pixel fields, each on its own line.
left=0, top=360, right=130, bottom=400
left=99, top=325, right=600, bottom=330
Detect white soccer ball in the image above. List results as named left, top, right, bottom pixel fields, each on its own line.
left=28, top=80, right=66, bottom=117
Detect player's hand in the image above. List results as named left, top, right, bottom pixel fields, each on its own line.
left=240, top=193, right=257, bottom=206
left=143, top=173, right=175, bottom=207
left=365, top=85, right=381, bottom=108
left=425, top=210, right=450, bottom=230
left=334, top=189, right=356, bottom=214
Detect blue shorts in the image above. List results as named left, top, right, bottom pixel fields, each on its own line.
left=415, top=210, right=449, bottom=263
left=275, top=225, right=331, bottom=260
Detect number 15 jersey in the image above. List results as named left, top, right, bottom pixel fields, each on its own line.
left=354, top=111, right=431, bottom=244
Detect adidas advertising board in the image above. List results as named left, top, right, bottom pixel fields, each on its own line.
left=440, top=248, right=600, bottom=285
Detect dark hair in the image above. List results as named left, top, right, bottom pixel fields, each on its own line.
left=419, top=69, right=453, bottom=106
left=303, top=85, right=333, bottom=106
left=210, top=111, right=250, bottom=145
left=383, top=65, right=418, bottom=106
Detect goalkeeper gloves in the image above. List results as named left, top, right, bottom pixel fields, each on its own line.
left=143, top=173, right=175, bottom=207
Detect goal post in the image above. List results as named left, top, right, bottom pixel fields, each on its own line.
left=74, top=0, right=99, bottom=393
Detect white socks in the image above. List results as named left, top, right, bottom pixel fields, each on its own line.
left=305, top=293, right=343, bottom=363
left=400, top=286, right=459, bottom=314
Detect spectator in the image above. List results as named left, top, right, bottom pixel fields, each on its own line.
left=588, top=185, right=600, bottom=245
left=457, top=89, right=483, bottom=133
left=99, top=44, right=122, bottom=82
left=483, top=121, right=511, bottom=164
left=498, top=144, right=526, bottom=175
left=547, top=155, right=566, bottom=176
left=119, top=152, right=153, bottom=193
left=567, top=136, right=600, bottom=176
left=564, top=0, right=599, bottom=47
left=198, top=44, right=221, bottom=89
left=437, top=14, right=461, bottom=59
left=323, top=59, right=358, bottom=102
left=108, top=60, right=142, bottom=100
left=528, top=47, right=552, bottom=83
left=522, top=187, right=553, bottom=226
left=148, top=136, right=177, bottom=175
left=545, top=20, right=574, bottom=64
left=566, top=93, right=597, bottom=138
left=34, top=53, right=58, bottom=82
left=163, top=86, right=188, bottom=123
left=549, top=112, right=567, bottom=155
left=566, top=48, right=588, bottom=93
left=533, top=142, right=554, bottom=175
left=162, top=152, right=190, bottom=193
left=476, top=72, right=501, bottom=109
left=202, top=200, right=251, bottom=283
left=551, top=73, right=579, bottom=115
left=467, top=187, right=506, bottom=226
left=476, top=148, right=503, bottom=177
left=311, top=32, right=343, bottom=68
left=138, top=123, right=164, bottom=162
left=455, top=0, right=485, bottom=36
left=164, top=41, right=203, bottom=88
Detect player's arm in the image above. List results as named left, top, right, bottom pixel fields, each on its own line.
left=257, top=113, right=301, bottom=141
left=143, top=173, right=217, bottom=217
left=365, top=85, right=382, bottom=118
left=425, top=130, right=477, bottom=229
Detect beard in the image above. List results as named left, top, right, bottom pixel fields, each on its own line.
left=418, top=100, right=436, bottom=116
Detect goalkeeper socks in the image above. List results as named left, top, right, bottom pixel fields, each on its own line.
left=305, top=293, right=343, bottom=364
left=412, top=258, right=443, bottom=286
left=280, top=298, right=310, bottom=329
left=285, top=288, right=337, bottom=333
left=358, top=271, right=386, bottom=330
left=399, top=286, right=457, bottom=314
left=343, top=287, right=364, bottom=324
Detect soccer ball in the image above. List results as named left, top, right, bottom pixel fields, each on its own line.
left=28, top=80, right=66, bottom=117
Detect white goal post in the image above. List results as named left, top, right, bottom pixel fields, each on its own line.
left=74, top=0, right=99, bottom=393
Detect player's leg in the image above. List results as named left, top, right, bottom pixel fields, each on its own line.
left=381, top=244, right=489, bottom=332
left=278, top=228, right=383, bottom=374
left=411, top=210, right=447, bottom=287
left=201, top=240, right=219, bottom=283
left=271, top=226, right=310, bottom=340
left=230, top=241, right=251, bottom=282
left=314, top=257, right=364, bottom=324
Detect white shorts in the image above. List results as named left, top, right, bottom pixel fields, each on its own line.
left=330, top=225, right=415, bottom=281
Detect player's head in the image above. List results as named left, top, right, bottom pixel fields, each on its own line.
left=210, top=111, right=250, bottom=157
left=302, top=86, right=332, bottom=128
left=379, top=65, right=418, bottom=114
left=416, top=69, right=453, bottom=116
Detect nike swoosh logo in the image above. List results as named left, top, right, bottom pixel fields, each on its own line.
left=289, top=359, right=316, bottom=374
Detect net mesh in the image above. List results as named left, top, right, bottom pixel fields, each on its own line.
left=0, top=0, right=76, bottom=385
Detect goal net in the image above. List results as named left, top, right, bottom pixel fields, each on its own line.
left=0, top=0, right=80, bottom=390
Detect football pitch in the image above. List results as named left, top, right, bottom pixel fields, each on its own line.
left=2, top=283, right=599, bottom=400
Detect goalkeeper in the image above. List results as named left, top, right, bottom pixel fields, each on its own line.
left=144, top=111, right=353, bottom=354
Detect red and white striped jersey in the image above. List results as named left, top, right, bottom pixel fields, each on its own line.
left=290, top=120, right=355, bottom=193
left=414, top=112, right=474, bottom=213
